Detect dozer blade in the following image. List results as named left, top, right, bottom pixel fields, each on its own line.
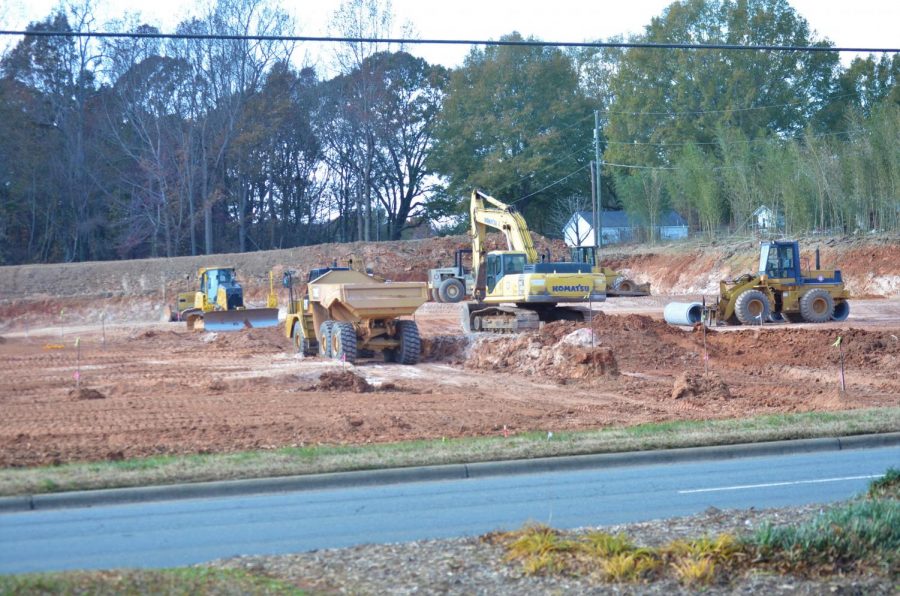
left=202, top=308, right=279, bottom=332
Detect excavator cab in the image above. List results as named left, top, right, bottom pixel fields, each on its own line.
left=485, top=252, right=526, bottom=294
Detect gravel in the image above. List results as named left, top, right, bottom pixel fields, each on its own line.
left=210, top=504, right=896, bottom=595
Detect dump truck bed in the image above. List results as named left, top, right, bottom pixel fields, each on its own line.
left=309, top=269, right=428, bottom=319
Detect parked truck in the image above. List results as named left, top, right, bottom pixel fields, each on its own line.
left=283, top=266, right=428, bottom=364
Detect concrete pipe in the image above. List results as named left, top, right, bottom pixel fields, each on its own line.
left=664, top=301, right=703, bottom=326
left=832, top=301, right=850, bottom=321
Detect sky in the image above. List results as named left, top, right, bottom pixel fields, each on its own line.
left=1, top=0, right=898, bottom=68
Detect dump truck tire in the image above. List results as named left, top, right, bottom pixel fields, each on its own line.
left=438, top=278, right=465, bottom=303
left=292, top=324, right=316, bottom=356
left=734, top=289, right=770, bottom=325
left=318, top=321, right=334, bottom=357
left=396, top=320, right=421, bottom=365
left=800, top=288, right=834, bottom=323
left=332, top=322, right=357, bottom=363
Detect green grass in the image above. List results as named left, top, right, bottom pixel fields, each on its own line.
left=0, top=407, right=897, bottom=496
left=749, top=498, right=900, bottom=574
left=0, top=567, right=305, bottom=595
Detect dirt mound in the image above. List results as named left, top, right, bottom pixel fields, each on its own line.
left=421, top=335, right=469, bottom=362
left=69, top=388, right=106, bottom=400
left=315, top=370, right=373, bottom=393
left=671, top=372, right=731, bottom=400
left=466, top=327, right=618, bottom=380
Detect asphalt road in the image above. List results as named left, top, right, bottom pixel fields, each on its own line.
left=1, top=445, right=897, bottom=574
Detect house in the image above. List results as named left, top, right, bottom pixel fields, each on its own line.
left=753, top=205, right=784, bottom=230
left=563, top=210, right=688, bottom=246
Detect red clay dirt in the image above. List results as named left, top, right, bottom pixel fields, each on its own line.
left=0, top=306, right=898, bottom=468
left=0, top=235, right=898, bottom=468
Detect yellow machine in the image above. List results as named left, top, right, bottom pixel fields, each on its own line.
left=716, top=240, right=850, bottom=325
left=568, top=246, right=651, bottom=296
left=462, top=190, right=607, bottom=332
left=282, top=265, right=428, bottom=364
left=175, top=267, right=279, bottom=331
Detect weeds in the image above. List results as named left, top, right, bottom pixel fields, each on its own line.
left=671, top=556, right=717, bottom=586
left=868, top=467, right=900, bottom=500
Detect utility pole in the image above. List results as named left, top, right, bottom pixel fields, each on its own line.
left=593, top=110, right=603, bottom=252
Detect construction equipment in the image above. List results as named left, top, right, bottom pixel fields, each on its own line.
left=716, top=240, right=850, bottom=325
left=175, top=267, right=279, bottom=332
left=461, top=190, right=607, bottom=333
left=283, top=265, right=428, bottom=364
left=427, top=248, right=473, bottom=303
left=568, top=246, right=651, bottom=297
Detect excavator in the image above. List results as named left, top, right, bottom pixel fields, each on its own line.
left=461, top=190, right=607, bottom=333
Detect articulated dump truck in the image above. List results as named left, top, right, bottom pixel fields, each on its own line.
left=283, top=267, right=428, bottom=364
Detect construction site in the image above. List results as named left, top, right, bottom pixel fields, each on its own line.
left=0, top=230, right=898, bottom=469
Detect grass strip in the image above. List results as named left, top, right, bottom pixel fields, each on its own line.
left=0, top=567, right=305, bottom=595
left=1, top=407, right=897, bottom=496
left=496, top=471, right=899, bottom=585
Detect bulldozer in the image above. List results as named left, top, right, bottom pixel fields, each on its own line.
left=461, top=190, right=607, bottom=333
left=173, top=267, right=279, bottom=332
left=717, top=240, right=850, bottom=325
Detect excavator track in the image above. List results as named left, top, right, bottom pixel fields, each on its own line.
left=460, top=303, right=586, bottom=334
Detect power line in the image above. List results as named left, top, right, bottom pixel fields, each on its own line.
left=0, top=29, right=898, bottom=54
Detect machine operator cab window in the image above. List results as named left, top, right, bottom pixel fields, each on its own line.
left=485, top=252, right=527, bottom=294
left=761, top=243, right=796, bottom=280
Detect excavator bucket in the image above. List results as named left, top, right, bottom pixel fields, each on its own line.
left=202, top=308, right=279, bottom=332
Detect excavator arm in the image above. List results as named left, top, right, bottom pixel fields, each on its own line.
left=470, top=189, right=539, bottom=300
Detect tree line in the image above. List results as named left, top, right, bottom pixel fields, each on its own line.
left=0, top=0, right=897, bottom=265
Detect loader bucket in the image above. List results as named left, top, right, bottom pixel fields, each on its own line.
left=202, top=308, right=279, bottom=332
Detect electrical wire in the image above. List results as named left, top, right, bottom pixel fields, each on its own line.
left=0, top=29, right=897, bottom=54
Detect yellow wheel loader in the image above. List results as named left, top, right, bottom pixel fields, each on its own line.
left=717, top=241, right=849, bottom=325
left=462, top=190, right=608, bottom=333
left=175, top=267, right=279, bottom=332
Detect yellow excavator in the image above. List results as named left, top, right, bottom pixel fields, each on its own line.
left=173, top=267, right=279, bottom=332
left=461, top=190, right=607, bottom=332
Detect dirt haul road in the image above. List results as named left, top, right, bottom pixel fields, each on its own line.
left=1, top=296, right=899, bottom=468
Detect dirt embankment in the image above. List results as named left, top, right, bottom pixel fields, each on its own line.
left=1, top=235, right=898, bottom=332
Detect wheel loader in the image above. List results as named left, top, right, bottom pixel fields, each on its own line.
left=173, top=267, right=279, bottom=332
left=717, top=240, right=849, bottom=325
left=282, top=264, right=428, bottom=364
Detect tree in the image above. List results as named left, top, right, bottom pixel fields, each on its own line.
left=431, top=32, right=594, bottom=234
left=603, top=0, right=840, bottom=169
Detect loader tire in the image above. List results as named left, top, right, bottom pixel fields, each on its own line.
left=438, top=278, right=465, bottom=303
left=734, top=289, right=771, bottom=325
left=318, top=321, right=334, bottom=358
left=396, top=320, right=421, bottom=365
left=613, top=276, right=635, bottom=292
left=800, top=288, right=834, bottom=323
left=430, top=288, right=442, bottom=303
left=331, top=322, right=357, bottom=363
